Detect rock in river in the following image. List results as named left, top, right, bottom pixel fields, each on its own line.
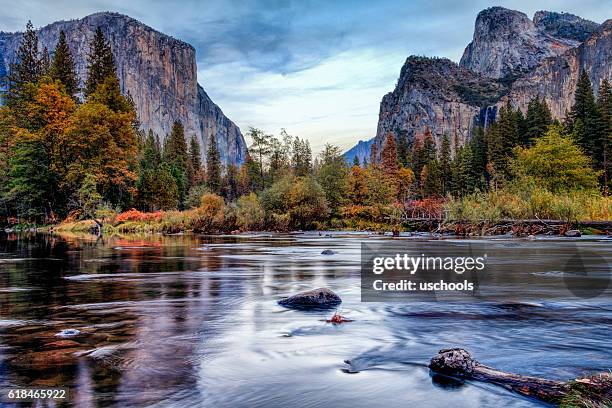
left=321, top=249, right=336, bottom=255
left=278, top=288, right=342, bottom=309
left=564, top=230, right=582, bottom=237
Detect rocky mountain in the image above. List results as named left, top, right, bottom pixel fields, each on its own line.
left=503, top=19, right=611, bottom=118
left=364, top=7, right=609, bottom=160
left=373, top=56, right=507, bottom=155
left=342, top=138, right=374, bottom=165
left=459, top=7, right=593, bottom=79
left=533, top=11, right=600, bottom=43
left=0, top=12, right=246, bottom=166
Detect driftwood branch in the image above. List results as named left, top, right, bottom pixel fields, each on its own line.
left=429, top=348, right=612, bottom=406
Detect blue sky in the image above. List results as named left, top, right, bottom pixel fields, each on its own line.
left=0, top=0, right=608, bottom=152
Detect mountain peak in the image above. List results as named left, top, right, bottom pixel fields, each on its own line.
left=460, top=7, right=583, bottom=79
left=533, top=11, right=599, bottom=42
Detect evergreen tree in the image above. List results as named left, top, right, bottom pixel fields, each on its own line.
left=469, top=125, right=488, bottom=190
left=248, top=127, right=273, bottom=185
left=352, top=155, right=360, bottom=167
left=39, top=47, right=50, bottom=76
left=487, top=102, right=520, bottom=182
left=142, top=130, right=161, bottom=170
left=597, top=79, right=611, bottom=191
left=6, top=21, right=41, bottom=107
left=439, top=134, right=452, bottom=194
left=396, top=131, right=410, bottom=167
left=292, top=137, right=312, bottom=177
left=164, top=121, right=189, bottom=207
left=206, top=134, right=222, bottom=194
left=49, top=30, right=79, bottom=97
left=451, top=146, right=476, bottom=197
left=85, top=27, right=116, bottom=97
left=524, top=97, right=552, bottom=145
left=411, top=129, right=436, bottom=185
left=222, top=163, right=239, bottom=201
left=568, top=71, right=599, bottom=159
left=188, top=135, right=202, bottom=187
left=420, top=159, right=443, bottom=197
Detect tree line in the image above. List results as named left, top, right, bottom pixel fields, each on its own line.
left=1, top=20, right=609, bottom=230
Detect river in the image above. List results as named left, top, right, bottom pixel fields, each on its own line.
left=0, top=232, right=610, bottom=407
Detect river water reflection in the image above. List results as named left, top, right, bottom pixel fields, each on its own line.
left=0, top=232, right=610, bottom=407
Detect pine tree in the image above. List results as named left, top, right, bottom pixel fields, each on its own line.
left=396, top=131, right=410, bottom=167
left=85, top=27, right=116, bottom=97
left=439, top=134, right=452, bottom=194
left=206, top=134, right=222, bottom=194
left=524, top=97, right=552, bottom=145
left=420, top=159, right=443, bottom=198
left=39, top=47, right=50, bottom=76
left=50, top=30, right=79, bottom=97
left=6, top=21, right=41, bottom=107
left=487, top=102, right=519, bottom=182
left=188, top=135, right=202, bottom=187
left=222, top=163, right=239, bottom=201
left=141, top=130, right=161, bottom=170
left=411, top=129, right=436, bottom=185
left=469, top=125, right=488, bottom=190
left=291, top=137, right=312, bottom=177
left=164, top=121, right=189, bottom=207
left=569, top=71, right=599, bottom=158
left=596, top=79, right=612, bottom=191
left=352, top=155, right=360, bottom=167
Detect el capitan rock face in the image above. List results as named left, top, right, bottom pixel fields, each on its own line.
left=367, top=7, right=609, bottom=159
left=0, top=12, right=246, bottom=166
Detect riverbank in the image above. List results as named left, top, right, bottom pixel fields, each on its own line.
left=34, top=217, right=612, bottom=237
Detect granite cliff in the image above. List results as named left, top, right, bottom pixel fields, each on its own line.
left=362, top=7, right=609, bottom=160
left=0, top=12, right=246, bottom=166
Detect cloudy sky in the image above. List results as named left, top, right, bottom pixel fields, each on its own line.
left=0, top=0, right=607, bottom=152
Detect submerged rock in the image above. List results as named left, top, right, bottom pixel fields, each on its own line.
left=55, top=329, right=81, bottom=338
left=321, top=249, right=336, bottom=255
left=565, top=230, right=582, bottom=237
left=278, top=288, right=342, bottom=309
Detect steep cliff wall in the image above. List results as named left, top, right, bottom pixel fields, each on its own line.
left=366, top=8, right=609, bottom=160
left=503, top=19, right=612, bottom=118
left=0, top=12, right=246, bottom=166
left=459, top=7, right=586, bottom=79
left=373, top=56, right=506, bottom=156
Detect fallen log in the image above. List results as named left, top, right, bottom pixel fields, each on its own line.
left=429, top=348, right=612, bottom=406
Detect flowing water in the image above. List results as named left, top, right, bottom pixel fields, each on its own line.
left=0, top=232, right=610, bottom=407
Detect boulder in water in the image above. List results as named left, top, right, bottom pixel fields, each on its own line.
left=55, top=329, right=81, bottom=338
left=564, top=230, right=581, bottom=237
left=321, top=249, right=336, bottom=255
left=278, top=287, right=342, bottom=309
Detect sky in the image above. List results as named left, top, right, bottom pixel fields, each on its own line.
left=0, top=0, right=608, bottom=153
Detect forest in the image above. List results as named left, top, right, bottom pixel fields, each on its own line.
left=0, top=22, right=610, bottom=233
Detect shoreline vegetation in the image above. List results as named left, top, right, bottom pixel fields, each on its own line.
left=1, top=22, right=611, bottom=236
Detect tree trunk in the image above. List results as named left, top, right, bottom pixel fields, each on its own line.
left=429, top=348, right=611, bottom=405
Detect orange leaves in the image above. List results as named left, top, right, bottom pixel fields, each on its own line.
left=115, top=208, right=163, bottom=223
left=404, top=198, right=446, bottom=219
